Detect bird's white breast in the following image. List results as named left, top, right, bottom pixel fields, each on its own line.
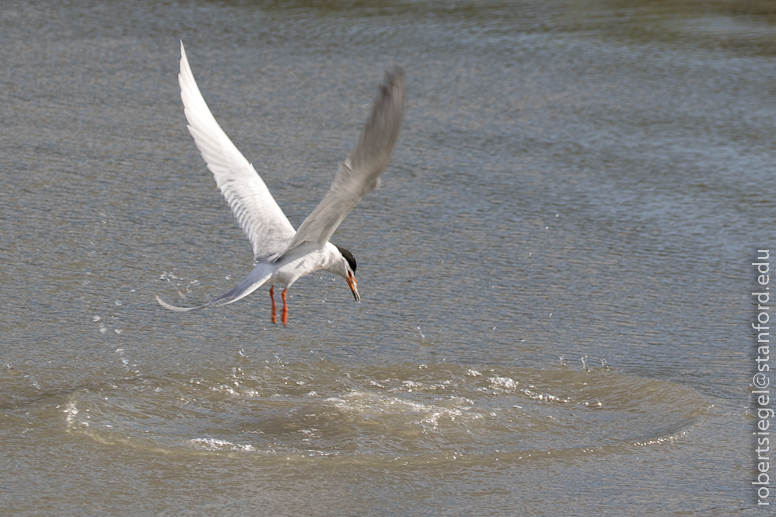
left=266, top=243, right=340, bottom=288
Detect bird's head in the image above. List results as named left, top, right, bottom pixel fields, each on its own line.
left=334, top=245, right=360, bottom=302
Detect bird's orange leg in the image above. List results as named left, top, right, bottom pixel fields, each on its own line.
left=281, top=288, right=289, bottom=326
left=269, top=285, right=277, bottom=324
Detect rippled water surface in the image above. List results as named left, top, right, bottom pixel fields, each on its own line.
left=1, top=0, right=773, bottom=515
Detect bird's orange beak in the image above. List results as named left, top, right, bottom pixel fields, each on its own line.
left=347, top=271, right=360, bottom=302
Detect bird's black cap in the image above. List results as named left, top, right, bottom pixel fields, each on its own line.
left=334, top=245, right=357, bottom=274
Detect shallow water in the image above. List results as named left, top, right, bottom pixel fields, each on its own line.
left=0, top=0, right=773, bottom=515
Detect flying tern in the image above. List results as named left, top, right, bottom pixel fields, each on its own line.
left=156, top=42, right=405, bottom=324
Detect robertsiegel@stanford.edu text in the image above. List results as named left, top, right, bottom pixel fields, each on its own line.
left=753, top=249, right=772, bottom=507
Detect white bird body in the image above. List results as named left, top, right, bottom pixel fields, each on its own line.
left=198, top=242, right=349, bottom=307
left=156, top=42, right=405, bottom=324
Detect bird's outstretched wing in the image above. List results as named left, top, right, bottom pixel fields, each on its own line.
left=179, top=41, right=295, bottom=263
left=277, top=65, right=405, bottom=262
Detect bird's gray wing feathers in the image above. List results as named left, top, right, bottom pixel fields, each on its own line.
left=277, top=65, right=405, bottom=261
left=179, top=41, right=296, bottom=263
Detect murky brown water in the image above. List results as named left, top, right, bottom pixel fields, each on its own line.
left=1, top=0, right=773, bottom=515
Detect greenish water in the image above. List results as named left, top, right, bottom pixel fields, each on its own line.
left=0, top=1, right=773, bottom=515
